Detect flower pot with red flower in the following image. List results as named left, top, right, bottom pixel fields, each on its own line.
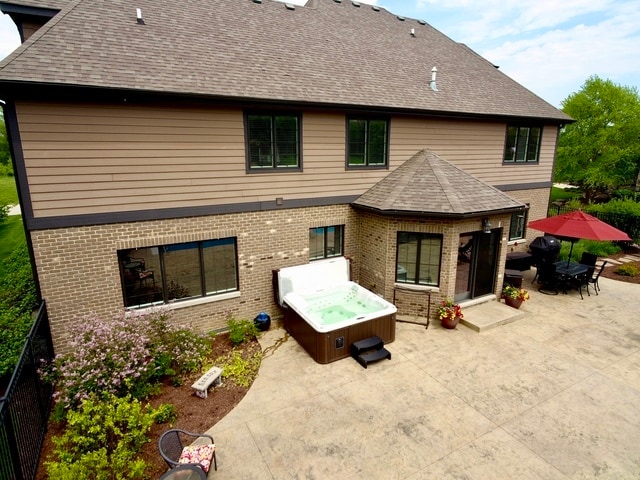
left=437, top=298, right=463, bottom=329
left=502, top=285, right=530, bottom=309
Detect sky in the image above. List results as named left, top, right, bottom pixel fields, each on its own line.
left=0, top=0, right=639, bottom=108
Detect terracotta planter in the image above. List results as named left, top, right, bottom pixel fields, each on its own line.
left=441, top=316, right=460, bottom=329
left=504, top=296, right=523, bottom=309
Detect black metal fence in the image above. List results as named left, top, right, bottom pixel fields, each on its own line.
left=0, top=302, right=54, bottom=480
left=548, top=205, right=640, bottom=244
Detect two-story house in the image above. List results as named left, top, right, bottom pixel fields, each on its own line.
left=0, top=0, right=571, bottom=353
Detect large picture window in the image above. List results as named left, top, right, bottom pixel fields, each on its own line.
left=118, top=238, right=238, bottom=308
left=396, top=232, right=442, bottom=286
left=246, top=113, right=301, bottom=170
left=503, top=126, right=541, bottom=163
left=309, top=225, right=344, bottom=260
left=347, top=117, right=388, bottom=167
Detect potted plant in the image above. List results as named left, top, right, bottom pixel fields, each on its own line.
left=502, top=285, right=530, bottom=309
left=437, top=298, right=463, bottom=329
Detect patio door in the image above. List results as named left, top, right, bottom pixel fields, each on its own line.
left=455, top=229, right=500, bottom=302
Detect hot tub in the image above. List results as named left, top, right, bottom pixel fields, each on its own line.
left=275, top=257, right=397, bottom=364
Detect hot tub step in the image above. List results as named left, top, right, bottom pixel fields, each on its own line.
left=351, top=335, right=384, bottom=356
left=355, top=347, right=391, bottom=369
left=351, top=336, right=391, bottom=369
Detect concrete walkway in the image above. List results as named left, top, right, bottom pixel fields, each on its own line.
left=206, top=270, right=640, bottom=479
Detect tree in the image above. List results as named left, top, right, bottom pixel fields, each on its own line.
left=555, top=75, right=640, bottom=202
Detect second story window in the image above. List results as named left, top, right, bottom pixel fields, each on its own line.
left=504, top=126, right=541, bottom=163
left=347, top=117, right=389, bottom=167
left=246, top=113, right=301, bottom=170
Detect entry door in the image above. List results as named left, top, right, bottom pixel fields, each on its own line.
left=455, top=230, right=500, bottom=302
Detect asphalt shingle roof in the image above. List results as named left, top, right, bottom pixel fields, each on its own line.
left=0, top=0, right=571, bottom=122
left=352, top=149, right=526, bottom=216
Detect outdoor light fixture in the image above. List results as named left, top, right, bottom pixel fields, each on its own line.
left=482, top=218, right=492, bottom=234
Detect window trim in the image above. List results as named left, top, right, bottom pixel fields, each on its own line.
left=245, top=111, right=302, bottom=172
left=309, top=225, right=345, bottom=261
left=118, top=237, right=239, bottom=309
left=346, top=116, right=390, bottom=169
left=508, top=208, right=529, bottom=242
left=395, top=232, right=443, bottom=287
left=503, top=125, right=542, bottom=164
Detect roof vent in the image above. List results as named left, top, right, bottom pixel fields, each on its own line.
left=410, top=28, right=415, bottom=37
left=397, top=15, right=405, bottom=21
left=136, top=8, right=145, bottom=25
left=418, top=19, right=427, bottom=25
left=253, top=0, right=262, bottom=3
left=430, top=66, right=438, bottom=92
left=352, top=1, right=360, bottom=7
left=285, top=3, right=295, bottom=9
left=372, top=5, right=380, bottom=11
left=334, top=0, right=342, bottom=3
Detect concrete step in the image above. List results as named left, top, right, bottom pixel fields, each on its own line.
left=459, top=299, right=526, bottom=332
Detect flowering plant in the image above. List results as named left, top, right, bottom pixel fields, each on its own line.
left=502, top=285, right=530, bottom=301
left=437, top=298, right=463, bottom=322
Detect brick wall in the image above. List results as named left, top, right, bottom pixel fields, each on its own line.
left=31, top=204, right=358, bottom=354
left=32, top=187, right=550, bottom=352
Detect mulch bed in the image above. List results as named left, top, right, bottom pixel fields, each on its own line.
left=597, top=246, right=640, bottom=285
left=35, top=333, right=260, bottom=480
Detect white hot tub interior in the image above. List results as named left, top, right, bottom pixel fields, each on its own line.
left=277, top=257, right=397, bottom=333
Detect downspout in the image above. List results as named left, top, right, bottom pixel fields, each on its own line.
left=1, top=99, right=42, bottom=301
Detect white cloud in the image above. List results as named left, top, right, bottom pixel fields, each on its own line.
left=0, top=14, right=20, bottom=61
left=482, top=9, right=640, bottom=106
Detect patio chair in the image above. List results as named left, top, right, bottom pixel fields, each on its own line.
left=579, top=252, right=598, bottom=267
left=536, top=263, right=558, bottom=295
left=587, top=261, right=608, bottom=295
left=158, top=429, right=217, bottom=474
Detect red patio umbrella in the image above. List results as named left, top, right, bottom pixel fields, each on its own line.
left=528, top=210, right=632, bottom=266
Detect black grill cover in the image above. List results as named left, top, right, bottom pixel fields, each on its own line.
left=529, top=235, right=561, bottom=264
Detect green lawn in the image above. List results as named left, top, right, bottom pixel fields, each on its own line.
left=550, top=185, right=581, bottom=203
left=0, top=175, right=18, bottom=205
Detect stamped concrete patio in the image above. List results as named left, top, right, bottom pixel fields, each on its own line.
left=207, top=271, right=640, bottom=479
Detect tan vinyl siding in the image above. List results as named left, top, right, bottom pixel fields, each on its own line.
left=390, top=117, right=557, bottom=185
left=18, top=103, right=395, bottom=217
left=17, top=102, right=556, bottom=218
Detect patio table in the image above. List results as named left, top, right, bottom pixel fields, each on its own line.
left=159, top=465, right=206, bottom=480
left=554, top=261, right=590, bottom=298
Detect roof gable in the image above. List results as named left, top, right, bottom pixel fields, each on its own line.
left=352, top=149, right=526, bottom=217
left=0, top=0, right=571, bottom=121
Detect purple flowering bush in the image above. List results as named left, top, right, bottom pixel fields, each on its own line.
left=43, top=308, right=212, bottom=419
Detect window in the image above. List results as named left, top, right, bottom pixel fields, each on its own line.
left=347, top=117, right=389, bottom=167
left=509, top=210, right=528, bottom=241
left=396, top=232, right=442, bottom=286
left=503, top=126, right=541, bottom=163
left=246, top=113, right=300, bottom=170
left=118, top=238, right=238, bottom=308
left=309, top=225, right=344, bottom=260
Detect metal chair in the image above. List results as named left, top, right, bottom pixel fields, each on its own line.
left=587, top=261, right=608, bottom=295
left=159, top=429, right=217, bottom=474
left=579, top=252, right=598, bottom=267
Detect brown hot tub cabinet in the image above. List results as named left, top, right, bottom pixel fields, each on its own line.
left=274, top=257, right=397, bottom=364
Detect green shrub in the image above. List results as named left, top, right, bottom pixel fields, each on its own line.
left=227, top=316, right=259, bottom=346
left=43, top=308, right=213, bottom=419
left=45, top=394, right=170, bottom=479
left=587, top=198, right=640, bottom=216
left=215, top=350, right=262, bottom=388
left=614, top=264, right=639, bottom=277
left=0, top=244, right=37, bottom=377
left=557, top=240, right=621, bottom=262
left=0, top=203, right=7, bottom=225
